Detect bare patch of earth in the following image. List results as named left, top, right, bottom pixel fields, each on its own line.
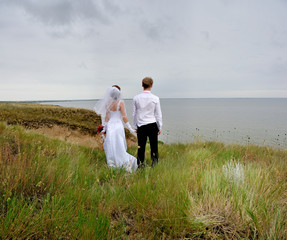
left=30, top=125, right=137, bottom=149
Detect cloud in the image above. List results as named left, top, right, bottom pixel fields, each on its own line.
left=140, top=17, right=174, bottom=41
left=2, top=0, right=111, bottom=26
left=0, top=0, right=287, bottom=100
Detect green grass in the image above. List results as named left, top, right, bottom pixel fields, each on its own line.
left=0, top=103, right=286, bottom=239
left=0, top=122, right=286, bottom=239
left=0, top=102, right=135, bottom=140
left=0, top=102, right=101, bottom=135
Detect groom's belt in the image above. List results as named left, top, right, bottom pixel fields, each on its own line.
left=137, top=122, right=157, bottom=128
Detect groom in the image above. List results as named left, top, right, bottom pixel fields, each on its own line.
left=132, top=77, right=162, bottom=168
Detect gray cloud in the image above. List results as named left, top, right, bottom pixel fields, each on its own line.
left=0, top=0, right=287, bottom=100
left=2, top=0, right=111, bottom=26
left=23, top=1, right=74, bottom=25
left=140, top=19, right=172, bottom=41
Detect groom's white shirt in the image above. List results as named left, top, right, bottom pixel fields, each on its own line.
left=132, top=90, right=162, bottom=130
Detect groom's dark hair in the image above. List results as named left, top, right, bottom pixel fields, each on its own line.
left=142, top=77, right=153, bottom=89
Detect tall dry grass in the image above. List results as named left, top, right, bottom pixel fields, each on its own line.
left=0, top=122, right=286, bottom=239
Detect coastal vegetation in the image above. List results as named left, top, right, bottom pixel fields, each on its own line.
left=0, top=103, right=286, bottom=239
left=0, top=103, right=136, bottom=148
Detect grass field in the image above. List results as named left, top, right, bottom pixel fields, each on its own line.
left=0, top=102, right=136, bottom=148
left=0, top=102, right=102, bottom=134
left=0, top=103, right=286, bottom=239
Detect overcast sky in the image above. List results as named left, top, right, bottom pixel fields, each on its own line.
left=1, top=0, right=287, bottom=100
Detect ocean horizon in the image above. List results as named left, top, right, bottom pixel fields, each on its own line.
left=37, top=98, right=287, bottom=149
left=1, top=97, right=287, bottom=103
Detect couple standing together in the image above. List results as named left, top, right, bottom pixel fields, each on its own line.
left=94, top=77, right=162, bottom=173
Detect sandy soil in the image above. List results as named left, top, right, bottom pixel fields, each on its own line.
left=30, top=125, right=137, bottom=149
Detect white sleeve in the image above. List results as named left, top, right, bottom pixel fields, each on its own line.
left=132, top=98, right=137, bottom=129
left=155, top=98, right=162, bottom=130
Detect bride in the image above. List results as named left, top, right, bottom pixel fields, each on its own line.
left=94, top=85, right=138, bottom=173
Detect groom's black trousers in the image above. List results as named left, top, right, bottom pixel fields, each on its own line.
left=137, top=122, right=159, bottom=167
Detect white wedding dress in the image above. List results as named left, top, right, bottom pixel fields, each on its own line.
left=103, top=102, right=138, bottom=173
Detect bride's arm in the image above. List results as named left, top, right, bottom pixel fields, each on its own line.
left=120, top=101, right=135, bottom=133
left=105, top=111, right=110, bottom=122
left=100, top=111, right=110, bottom=134
left=120, top=101, right=128, bottom=123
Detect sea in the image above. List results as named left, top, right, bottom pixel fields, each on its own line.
left=42, top=98, right=287, bottom=149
